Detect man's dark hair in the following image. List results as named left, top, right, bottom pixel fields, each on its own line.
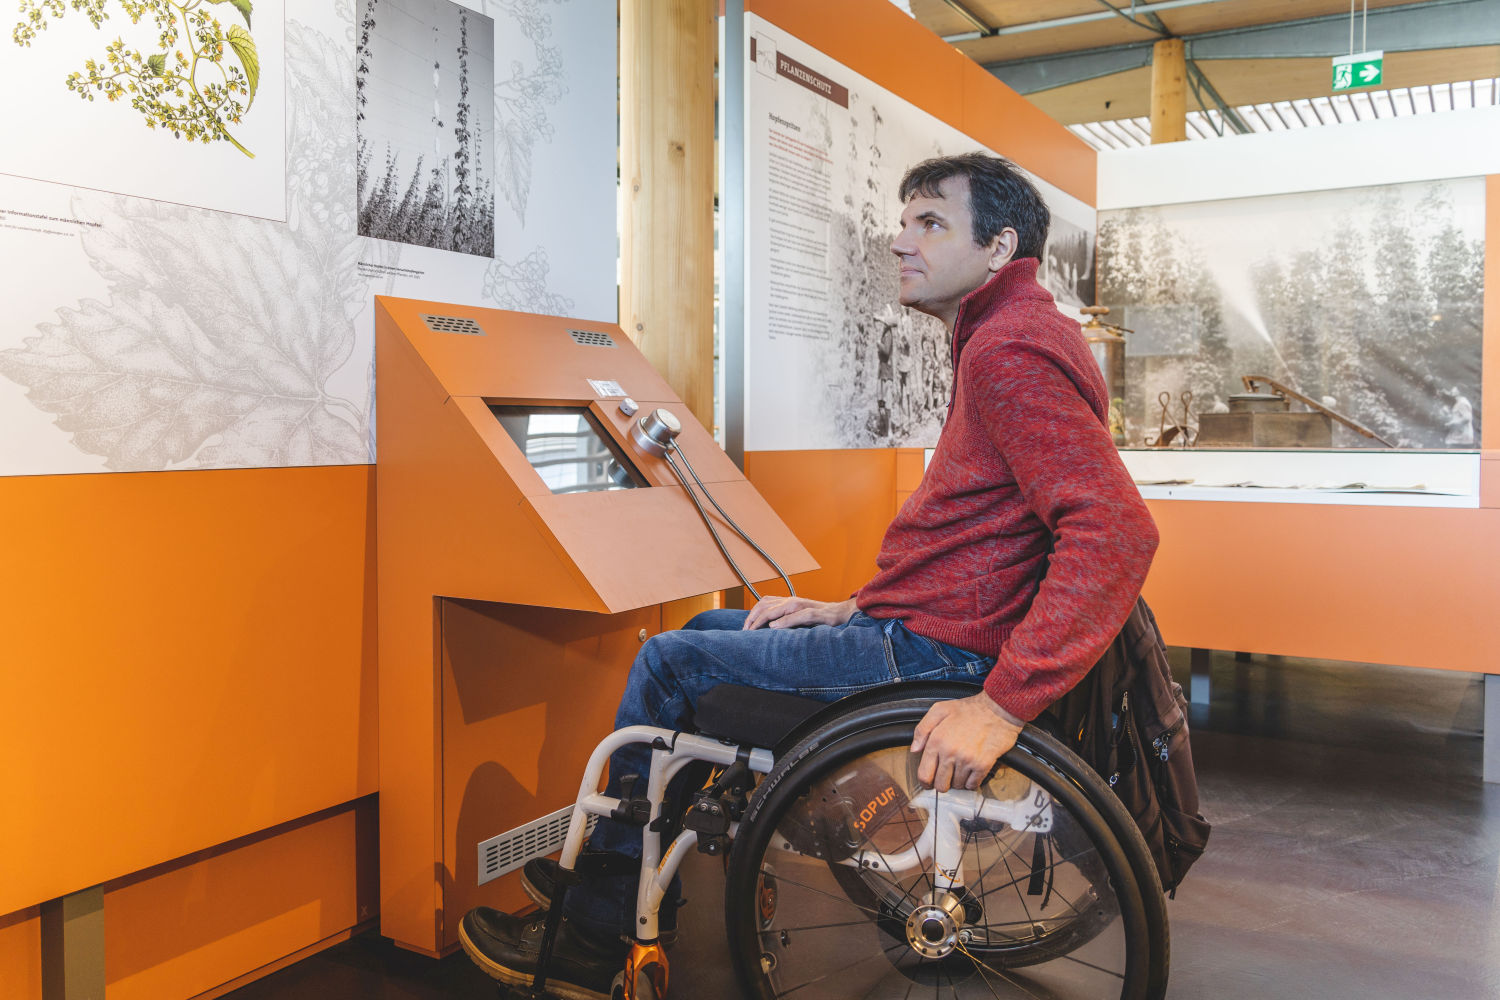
left=898, top=152, right=1051, bottom=261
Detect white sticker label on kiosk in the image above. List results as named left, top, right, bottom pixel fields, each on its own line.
left=587, top=379, right=627, bottom=398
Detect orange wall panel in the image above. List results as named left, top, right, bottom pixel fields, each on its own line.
left=958, top=57, right=1097, bottom=207
left=0, top=465, right=377, bottom=916
left=1141, top=499, right=1500, bottom=672
left=894, top=448, right=925, bottom=492
left=745, top=449, right=895, bottom=601
left=104, top=801, right=376, bottom=1000
left=748, top=0, right=966, bottom=133
left=0, top=907, right=41, bottom=1000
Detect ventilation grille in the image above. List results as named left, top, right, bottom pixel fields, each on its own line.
left=422, top=313, right=484, bottom=336
left=477, top=807, right=596, bottom=886
left=569, top=329, right=616, bottom=348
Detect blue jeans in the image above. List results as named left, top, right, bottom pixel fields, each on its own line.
left=562, top=608, right=994, bottom=940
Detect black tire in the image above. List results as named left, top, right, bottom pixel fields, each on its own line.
left=724, top=696, right=1169, bottom=1000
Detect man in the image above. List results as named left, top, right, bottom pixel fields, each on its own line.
left=460, top=152, right=1158, bottom=996
left=1443, top=386, right=1474, bottom=447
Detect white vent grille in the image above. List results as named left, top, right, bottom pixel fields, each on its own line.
left=422, top=313, right=484, bottom=336
left=476, top=806, right=596, bottom=886
left=569, top=329, right=616, bottom=348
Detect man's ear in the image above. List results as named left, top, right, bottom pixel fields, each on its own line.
left=988, top=228, right=1019, bottom=272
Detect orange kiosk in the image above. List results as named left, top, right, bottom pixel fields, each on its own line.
left=374, top=297, right=815, bottom=955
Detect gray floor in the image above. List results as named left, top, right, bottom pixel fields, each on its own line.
left=227, top=650, right=1500, bottom=999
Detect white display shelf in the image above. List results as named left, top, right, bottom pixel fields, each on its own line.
left=1120, top=449, right=1480, bottom=508
left=919, top=448, right=1479, bottom=507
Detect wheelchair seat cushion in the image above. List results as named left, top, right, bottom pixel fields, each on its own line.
left=692, top=684, right=824, bottom=748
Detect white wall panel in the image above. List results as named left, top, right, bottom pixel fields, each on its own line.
left=1099, top=105, right=1500, bottom=210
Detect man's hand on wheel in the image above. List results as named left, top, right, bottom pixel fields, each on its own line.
left=911, top=693, right=1025, bottom=792
left=742, top=596, right=858, bottom=631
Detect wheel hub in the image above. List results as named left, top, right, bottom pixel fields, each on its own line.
left=905, top=890, right=966, bottom=959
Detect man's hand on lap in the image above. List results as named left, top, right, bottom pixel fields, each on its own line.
left=910, top=693, right=1024, bottom=792
left=742, top=596, right=858, bottom=631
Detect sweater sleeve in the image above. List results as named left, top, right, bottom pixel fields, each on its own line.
left=967, top=341, right=1159, bottom=720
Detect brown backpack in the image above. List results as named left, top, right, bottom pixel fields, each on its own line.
left=1044, top=596, right=1211, bottom=894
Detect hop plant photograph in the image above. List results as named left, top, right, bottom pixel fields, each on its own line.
left=356, top=0, right=496, bottom=258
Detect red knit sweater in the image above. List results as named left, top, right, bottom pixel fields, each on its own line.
left=856, top=258, right=1158, bottom=721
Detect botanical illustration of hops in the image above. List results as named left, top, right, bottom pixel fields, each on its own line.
left=12, top=0, right=262, bottom=157
left=482, top=247, right=574, bottom=317
left=483, top=0, right=566, bottom=226
left=0, top=19, right=370, bottom=472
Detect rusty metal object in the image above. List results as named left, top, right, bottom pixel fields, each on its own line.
left=1240, top=374, right=1395, bottom=447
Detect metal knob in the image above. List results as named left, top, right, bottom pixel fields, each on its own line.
left=632, top=407, right=681, bottom=457
left=618, top=397, right=639, bottom=417
left=606, top=459, right=633, bottom=488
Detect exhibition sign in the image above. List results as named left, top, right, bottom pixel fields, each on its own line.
left=742, top=13, right=1098, bottom=453
left=0, top=0, right=616, bottom=477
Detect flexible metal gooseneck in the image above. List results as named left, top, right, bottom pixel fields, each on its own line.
left=662, top=445, right=796, bottom=603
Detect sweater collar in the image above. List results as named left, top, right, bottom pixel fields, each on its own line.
left=950, top=256, right=1048, bottom=365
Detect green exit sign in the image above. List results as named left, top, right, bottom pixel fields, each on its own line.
left=1332, top=50, right=1384, bottom=91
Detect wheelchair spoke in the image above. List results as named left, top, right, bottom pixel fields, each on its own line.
left=764, top=916, right=887, bottom=934
left=1044, top=951, right=1128, bottom=981
left=968, top=953, right=1005, bottom=1000
left=852, top=807, right=930, bottom=914
left=963, top=947, right=1048, bottom=1000
left=968, top=834, right=1101, bottom=914
left=995, top=838, right=1040, bottom=938
left=759, top=866, right=886, bottom=921
left=775, top=939, right=910, bottom=997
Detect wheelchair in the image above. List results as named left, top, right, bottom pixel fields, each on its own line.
left=491, top=679, right=1170, bottom=1000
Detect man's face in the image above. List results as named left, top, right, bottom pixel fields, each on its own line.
left=890, top=176, right=1014, bottom=329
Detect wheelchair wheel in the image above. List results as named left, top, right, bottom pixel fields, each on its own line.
left=724, top=697, right=1168, bottom=1000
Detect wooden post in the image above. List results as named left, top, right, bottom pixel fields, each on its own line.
left=620, top=0, right=717, bottom=429
left=1150, top=38, right=1187, bottom=144
left=622, top=0, right=723, bottom=612
left=40, top=887, right=104, bottom=1000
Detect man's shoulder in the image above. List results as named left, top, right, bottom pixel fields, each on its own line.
left=962, top=305, right=1089, bottom=370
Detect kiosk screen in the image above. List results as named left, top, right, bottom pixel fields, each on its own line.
left=490, top=405, right=647, bottom=494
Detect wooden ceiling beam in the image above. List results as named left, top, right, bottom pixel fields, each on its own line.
left=1024, top=45, right=1500, bottom=123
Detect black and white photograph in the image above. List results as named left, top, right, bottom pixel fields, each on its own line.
left=356, top=0, right=496, bottom=258
left=1040, top=213, right=1096, bottom=311
left=1099, top=178, right=1485, bottom=449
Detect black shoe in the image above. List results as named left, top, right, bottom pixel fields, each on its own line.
left=521, top=856, right=681, bottom=946
left=458, top=907, right=624, bottom=1000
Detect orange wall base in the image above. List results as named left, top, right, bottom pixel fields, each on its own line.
left=0, top=800, right=375, bottom=1000
left=105, top=800, right=377, bottom=1000
left=0, top=907, right=42, bottom=1000
left=1142, top=499, right=1500, bottom=673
